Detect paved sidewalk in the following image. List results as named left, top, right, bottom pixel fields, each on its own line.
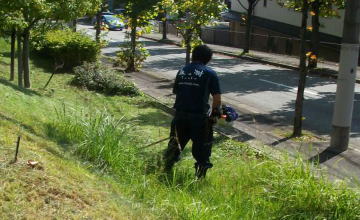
left=143, top=32, right=360, bottom=83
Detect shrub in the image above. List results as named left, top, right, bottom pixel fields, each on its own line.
left=31, top=21, right=69, bottom=50
left=71, top=62, right=140, bottom=96
left=32, top=29, right=100, bottom=70
left=115, top=41, right=150, bottom=72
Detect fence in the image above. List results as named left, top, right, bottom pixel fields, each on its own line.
left=157, top=21, right=343, bottom=63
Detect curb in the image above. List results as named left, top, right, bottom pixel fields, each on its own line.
left=141, top=35, right=360, bottom=84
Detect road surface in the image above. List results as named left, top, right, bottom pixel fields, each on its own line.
left=79, top=24, right=360, bottom=152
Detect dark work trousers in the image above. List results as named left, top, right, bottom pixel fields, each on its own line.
left=164, top=112, right=213, bottom=170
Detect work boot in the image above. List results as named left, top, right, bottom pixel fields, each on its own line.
left=164, top=159, right=175, bottom=173
left=163, top=152, right=181, bottom=173
left=194, top=162, right=213, bottom=179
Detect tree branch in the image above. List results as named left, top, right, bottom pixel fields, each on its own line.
left=28, top=18, right=40, bottom=29
left=252, top=0, right=260, bottom=10
left=236, top=0, right=248, bottom=11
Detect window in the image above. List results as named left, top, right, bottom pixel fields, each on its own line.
left=263, top=0, right=267, bottom=7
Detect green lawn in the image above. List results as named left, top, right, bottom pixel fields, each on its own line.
left=1, top=37, right=360, bottom=219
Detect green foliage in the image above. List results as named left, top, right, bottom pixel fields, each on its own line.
left=30, top=21, right=70, bottom=48
left=317, top=0, right=344, bottom=17
left=0, top=0, right=102, bottom=35
left=72, top=62, right=141, bottom=96
left=0, top=10, right=25, bottom=32
left=32, top=29, right=100, bottom=70
left=119, top=0, right=161, bottom=71
left=0, top=38, right=9, bottom=60
left=277, top=0, right=344, bottom=16
left=171, top=0, right=226, bottom=59
left=0, top=0, right=102, bottom=25
left=181, top=36, right=203, bottom=51
left=123, top=0, right=161, bottom=28
left=115, top=40, right=150, bottom=72
left=174, top=0, right=226, bottom=28
left=52, top=0, right=103, bottom=21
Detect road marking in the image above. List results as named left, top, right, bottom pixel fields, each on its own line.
left=259, top=79, right=321, bottom=97
left=222, top=96, right=260, bottom=114
left=350, top=147, right=360, bottom=154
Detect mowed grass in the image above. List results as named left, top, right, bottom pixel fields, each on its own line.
left=1, top=37, right=360, bottom=219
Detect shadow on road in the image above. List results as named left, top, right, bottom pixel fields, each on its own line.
left=270, top=136, right=293, bottom=147
left=144, top=57, right=185, bottom=72
left=216, top=68, right=359, bottom=138
left=107, top=34, right=360, bottom=141
left=147, top=47, right=185, bottom=56
left=308, top=147, right=343, bottom=164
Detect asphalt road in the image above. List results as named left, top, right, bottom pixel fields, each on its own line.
left=79, top=24, right=360, bottom=150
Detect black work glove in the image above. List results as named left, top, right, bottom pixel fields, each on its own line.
left=209, top=107, right=221, bottom=124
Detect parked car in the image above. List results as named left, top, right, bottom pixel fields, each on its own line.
left=99, top=15, right=125, bottom=31
left=102, top=11, right=115, bottom=16
left=112, top=9, right=128, bottom=29
left=113, top=8, right=125, bottom=15
left=91, top=12, right=115, bottom=24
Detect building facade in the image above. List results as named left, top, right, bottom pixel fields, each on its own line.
left=230, top=0, right=344, bottom=38
left=220, top=0, right=345, bottom=61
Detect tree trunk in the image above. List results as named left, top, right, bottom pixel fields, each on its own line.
left=244, top=2, right=254, bottom=53
left=162, top=12, right=167, bottom=40
left=293, top=0, right=309, bottom=137
left=185, top=41, right=191, bottom=65
left=309, top=0, right=320, bottom=69
left=185, top=30, right=191, bottom=65
left=127, top=24, right=137, bottom=72
left=17, top=32, right=23, bottom=87
left=72, top=19, right=77, bottom=32
left=23, top=28, right=31, bottom=88
left=95, top=11, right=101, bottom=43
left=10, top=29, right=16, bottom=81
left=184, top=9, right=192, bottom=65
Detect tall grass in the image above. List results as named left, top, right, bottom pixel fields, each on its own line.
left=48, top=105, right=360, bottom=219
left=46, top=105, right=143, bottom=175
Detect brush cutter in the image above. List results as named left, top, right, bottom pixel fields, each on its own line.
left=142, top=105, right=239, bottom=149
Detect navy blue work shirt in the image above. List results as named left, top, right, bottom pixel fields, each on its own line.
left=173, top=62, right=221, bottom=115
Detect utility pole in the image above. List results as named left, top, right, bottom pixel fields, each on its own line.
left=330, top=0, right=360, bottom=151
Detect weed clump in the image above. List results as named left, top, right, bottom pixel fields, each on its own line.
left=71, top=62, right=140, bottom=96
left=48, top=107, right=142, bottom=175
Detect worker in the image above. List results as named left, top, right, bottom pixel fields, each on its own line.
left=163, top=44, right=221, bottom=178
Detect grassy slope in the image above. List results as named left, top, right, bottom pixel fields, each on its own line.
left=1, top=38, right=360, bottom=219
left=0, top=38, right=158, bottom=219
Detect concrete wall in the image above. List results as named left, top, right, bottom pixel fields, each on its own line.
left=232, top=0, right=344, bottom=38
left=157, top=21, right=341, bottom=62
left=227, top=20, right=340, bottom=62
